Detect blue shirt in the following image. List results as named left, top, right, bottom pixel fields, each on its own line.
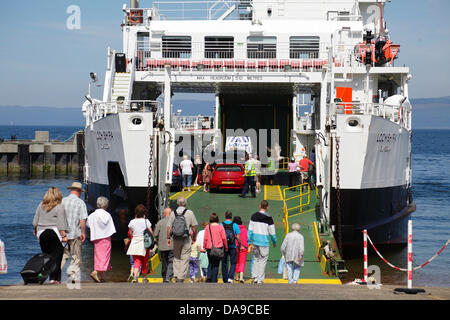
left=221, top=220, right=240, bottom=249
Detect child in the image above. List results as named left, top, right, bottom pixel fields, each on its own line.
left=197, top=222, right=209, bottom=282
left=189, top=233, right=200, bottom=282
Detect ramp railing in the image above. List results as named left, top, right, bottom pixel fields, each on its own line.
left=282, top=183, right=310, bottom=234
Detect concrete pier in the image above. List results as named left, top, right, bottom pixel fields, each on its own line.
left=0, top=282, right=449, bottom=301
left=0, top=131, right=84, bottom=178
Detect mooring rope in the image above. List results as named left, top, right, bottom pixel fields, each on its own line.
left=364, top=231, right=450, bottom=272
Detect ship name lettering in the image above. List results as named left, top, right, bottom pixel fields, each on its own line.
left=376, top=133, right=397, bottom=143
left=96, top=130, right=114, bottom=141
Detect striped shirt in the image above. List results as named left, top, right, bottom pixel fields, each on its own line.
left=248, top=211, right=277, bottom=247
left=62, top=194, right=88, bottom=240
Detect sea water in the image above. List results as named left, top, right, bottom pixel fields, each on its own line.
left=0, top=127, right=449, bottom=287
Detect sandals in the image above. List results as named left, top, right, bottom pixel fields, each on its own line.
left=90, top=271, right=101, bottom=283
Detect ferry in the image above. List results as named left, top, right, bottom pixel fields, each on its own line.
left=81, top=0, right=414, bottom=262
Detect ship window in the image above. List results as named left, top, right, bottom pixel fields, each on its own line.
left=290, top=36, right=320, bottom=59
left=247, top=36, right=276, bottom=59
left=137, top=32, right=150, bottom=51
left=205, top=37, right=234, bottom=59
left=162, top=36, right=192, bottom=58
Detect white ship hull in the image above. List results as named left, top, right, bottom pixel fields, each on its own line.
left=328, top=114, right=413, bottom=251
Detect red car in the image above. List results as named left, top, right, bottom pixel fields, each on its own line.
left=210, top=163, right=245, bottom=191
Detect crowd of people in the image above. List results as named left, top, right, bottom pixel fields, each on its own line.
left=32, top=182, right=305, bottom=284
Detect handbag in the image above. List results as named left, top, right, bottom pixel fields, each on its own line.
left=208, top=225, right=224, bottom=260
left=277, top=256, right=285, bottom=274
left=143, top=220, right=154, bottom=250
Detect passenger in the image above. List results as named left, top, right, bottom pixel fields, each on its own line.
left=247, top=200, right=277, bottom=284
left=221, top=211, right=241, bottom=283
left=127, top=204, right=153, bottom=283
left=299, top=155, right=314, bottom=187
left=87, top=196, right=116, bottom=283
left=233, top=216, right=248, bottom=284
left=193, top=154, right=202, bottom=187
left=167, top=197, right=198, bottom=283
left=153, top=207, right=174, bottom=283
left=280, top=223, right=304, bottom=284
left=32, top=186, right=69, bottom=284
left=180, top=155, right=194, bottom=192
left=61, top=182, right=88, bottom=284
left=288, top=158, right=300, bottom=189
left=239, top=154, right=256, bottom=198
left=253, top=155, right=262, bottom=193
left=202, top=163, right=212, bottom=192
left=310, top=148, right=316, bottom=164
left=189, top=230, right=200, bottom=282
left=266, top=153, right=276, bottom=185
left=196, top=222, right=209, bottom=282
left=203, top=213, right=228, bottom=283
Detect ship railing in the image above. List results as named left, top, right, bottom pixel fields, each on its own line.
left=150, top=1, right=250, bottom=21
left=136, top=50, right=330, bottom=73
left=136, top=39, right=327, bottom=59
left=331, top=102, right=411, bottom=128
left=122, top=1, right=247, bottom=23
left=148, top=1, right=362, bottom=21
left=89, top=100, right=161, bottom=122
left=172, top=115, right=215, bottom=130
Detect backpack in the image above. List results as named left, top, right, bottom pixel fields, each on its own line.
left=223, top=222, right=235, bottom=245
left=172, top=208, right=189, bottom=239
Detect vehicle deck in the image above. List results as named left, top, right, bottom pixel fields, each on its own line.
left=144, top=184, right=342, bottom=284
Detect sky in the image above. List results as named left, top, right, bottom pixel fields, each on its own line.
left=0, top=0, right=449, bottom=110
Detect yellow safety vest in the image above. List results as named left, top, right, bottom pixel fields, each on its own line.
left=245, top=161, right=256, bottom=177
left=267, top=157, right=275, bottom=171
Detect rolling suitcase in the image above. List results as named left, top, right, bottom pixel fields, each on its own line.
left=20, top=253, right=56, bottom=285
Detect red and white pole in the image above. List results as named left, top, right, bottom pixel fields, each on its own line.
left=407, top=220, right=413, bottom=289
left=363, top=230, right=368, bottom=283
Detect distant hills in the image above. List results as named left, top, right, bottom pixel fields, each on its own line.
left=0, top=96, right=449, bottom=129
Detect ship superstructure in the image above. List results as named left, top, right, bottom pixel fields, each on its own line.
left=82, top=0, right=414, bottom=253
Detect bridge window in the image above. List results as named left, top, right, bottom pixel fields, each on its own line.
left=247, top=36, right=276, bottom=59
left=162, top=36, right=192, bottom=58
left=205, top=37, right=234, bottom=59
left=290, top=36, right=320, bottom=59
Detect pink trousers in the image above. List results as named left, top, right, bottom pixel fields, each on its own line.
left=236, top=250, right=247, bottom=273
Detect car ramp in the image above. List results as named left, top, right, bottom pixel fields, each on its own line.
left=142, top=184, right=342, bottom=284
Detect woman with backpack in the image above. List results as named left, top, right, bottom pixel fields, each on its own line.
left=233, top=216, right=248, bottom=283
left=126, top=204, right=153, bottom=283
left=203, top=213, right=228, bottom=283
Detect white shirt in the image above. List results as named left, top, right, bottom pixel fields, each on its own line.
left=196, top=230, right=205, bottom=251
left=87, top=209, right=116, bottom=241
left=180, top=159, right=193, bottom=175
left=128, top=218, right=152, bottom=237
